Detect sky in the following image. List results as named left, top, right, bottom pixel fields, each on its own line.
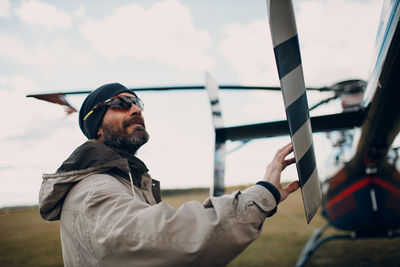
left=0, top=0, right=386, bottom=207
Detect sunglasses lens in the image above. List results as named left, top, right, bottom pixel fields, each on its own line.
left=107, top=96, right=144, bottom=111
left=107, top=98, right=129, bottom=109
left=84, top=95, right=144, bottom=120
left=136, top=98, right=144, bottom=110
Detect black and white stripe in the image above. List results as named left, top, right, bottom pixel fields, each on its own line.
left=206, top=73, right=226, bottom=197
left=267, top=0, right=321, bottom=223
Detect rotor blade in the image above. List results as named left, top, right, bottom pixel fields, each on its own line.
left=26, top=83, right=333, bottom=117
left=215, top=108, right=366, bottom=142
left=267, top=0, right=321, bottom=223
left=133, top=85, right=284, bottom=91
left=26, top=85, right=330, bottom=97
left=27, top=86, right=283, bottom=96
left=27, top=93, right=77, bottom=114
left=205, top=73, right=226, bottom=197
left=131, top=85, right=328, bottom=91
left=309, top=94, right=339, bottom=111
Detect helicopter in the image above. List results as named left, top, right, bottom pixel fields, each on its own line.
left=27, top=0, right=400, bottom=265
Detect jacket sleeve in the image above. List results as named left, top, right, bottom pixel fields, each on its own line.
left=83, top=176, right=278, bottom=267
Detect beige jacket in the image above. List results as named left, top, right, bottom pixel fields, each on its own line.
left=39, top=141, right=278, bottom=267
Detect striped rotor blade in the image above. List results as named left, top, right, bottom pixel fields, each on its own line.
left=267, top=0, right=321, bottom=223
left=205, top=73, right=226, bottom=196
left=206, top=73, right=224, bottom=129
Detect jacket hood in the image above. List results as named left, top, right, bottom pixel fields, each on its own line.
left=39, top=140, right=133, bottom=221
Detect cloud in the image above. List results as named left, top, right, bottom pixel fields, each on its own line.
left=0, top=79, right=86, bottom=207
left=14, top=0, right=71, bottom=31
left=0, top=115, right=85, bottom=207
left=218, top=0, right=382, bottom=86
left=0, top=34, right=91, bottom=71
left=0, top=0, right=10, bottom=18
left=137, top=91, right=214, bottom=188
left=0, top=75, right=38, bottom=92
left=218, top=20, right=277, bottom=85
left=73, top=5, right=86, bottom=19
left=0, top=79, right=61, bottom=140
left=0, top=35, right=34, bottom=63
left=296, top=0, right=383, bottom=85
left=79, top=0, right=214, bottom=71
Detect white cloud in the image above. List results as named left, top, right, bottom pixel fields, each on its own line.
left=73, top=5, right=86, bottom=19
left=218, top=0, right=383, bottom=86
left=296, top=0, right=383, bottom=86
left=0, top=34, right=91, bottom=70
left=0, top=35, right=35, bottom=63
left=138, top=91, right=214, bottom=188
left=0, top=80, right=59, bottom=140
left=79, top=0, right=214, bottom=71
left=14, top=0, right=71, bottom=31
left=218, top=20, right=277, bottom=85
left=0, top=0, right=10, bottom=18
left=0, top=81, right=86, bottom=207
left=0, top=75, right=38, bottom=92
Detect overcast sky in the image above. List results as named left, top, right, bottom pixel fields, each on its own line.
left=0, top=0, right=386, bottom=207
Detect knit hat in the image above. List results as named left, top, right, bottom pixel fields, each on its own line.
left=79, top=83, right=135, bottom=139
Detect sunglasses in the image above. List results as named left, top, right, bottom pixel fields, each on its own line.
left=83, top=95, right=144, bottom=121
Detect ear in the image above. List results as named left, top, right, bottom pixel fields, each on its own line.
left=97, top=127, right=104, bottom=141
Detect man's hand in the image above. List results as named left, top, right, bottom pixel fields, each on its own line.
left=263, top=143, right=300, bottom=202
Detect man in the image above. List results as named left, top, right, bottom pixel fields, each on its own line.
left=39, top=83, right=299, bottom=266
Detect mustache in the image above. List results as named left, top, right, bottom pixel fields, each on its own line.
left=123, top=116, right=145, bottom=129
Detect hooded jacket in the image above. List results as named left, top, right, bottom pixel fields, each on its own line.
left=39, top=140, right=278, bottom=267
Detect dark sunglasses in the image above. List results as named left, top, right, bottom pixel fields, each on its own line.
left=83, top=95, right=144, bottom=121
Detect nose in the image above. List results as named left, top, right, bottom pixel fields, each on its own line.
left=130, top=102, right=142, bottom=117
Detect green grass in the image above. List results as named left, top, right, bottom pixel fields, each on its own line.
left=1, top=188, right=399, bottom=266
left=0, top=208, right=63, bottom=267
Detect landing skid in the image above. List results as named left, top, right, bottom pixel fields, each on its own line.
left=295, top=223, right=400, bottom=267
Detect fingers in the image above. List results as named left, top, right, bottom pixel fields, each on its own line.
left=264, top=143, right=298, bottom=201
left=276, top=143, right=293, bottom=161
left=277, top=143, right=292, bottom=154
left=281, top=157, right=295, bottom=171
left=284, top=180, right=300, bottom=195
left=274, top=143, right=294, bottom=167
left=281, top=143, right=293, bottom=157
left=283, top=157, right=295, bottom=166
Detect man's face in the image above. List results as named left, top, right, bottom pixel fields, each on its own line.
left=97, top=92, right=149, bottom=154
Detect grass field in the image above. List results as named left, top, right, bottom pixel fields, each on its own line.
left=1, top=187, right=399, bottom=266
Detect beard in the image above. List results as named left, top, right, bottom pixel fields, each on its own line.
left=102, top=116, right=149, bottom=154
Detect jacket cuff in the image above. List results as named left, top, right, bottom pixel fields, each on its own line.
left=256, top=181, right=281, bottom=216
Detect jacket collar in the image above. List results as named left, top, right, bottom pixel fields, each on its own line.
left=56, top=140, right=148, bottom=178
left=107, top=146, right=148, bottom=186
left=40, top=140, right=157, bottom=221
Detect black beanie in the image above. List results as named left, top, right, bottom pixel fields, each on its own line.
left=79, top=83, right=135, bottom=139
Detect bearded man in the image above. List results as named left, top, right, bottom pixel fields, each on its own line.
left=39, top=83, right=299, bottom=267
